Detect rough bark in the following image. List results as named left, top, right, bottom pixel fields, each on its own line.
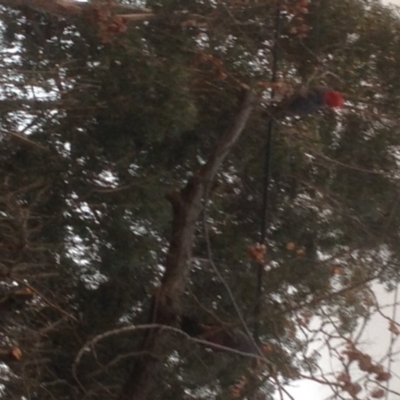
left=118, top=90, right=257, bottom=400
left=0, top=0, right=153, bottom=19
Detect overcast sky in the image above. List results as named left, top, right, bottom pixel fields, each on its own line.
left=383, top=0, right=400, bottom=4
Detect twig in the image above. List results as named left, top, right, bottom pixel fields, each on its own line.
left=13, top=278, right=77, bottom=322
left=74, top=323, right=267, bottom=376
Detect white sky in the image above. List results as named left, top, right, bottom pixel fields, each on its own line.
left=287, top=283, right=400, bottom=400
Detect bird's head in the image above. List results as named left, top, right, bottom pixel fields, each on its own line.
left=323, top=90, right=344, bottom=108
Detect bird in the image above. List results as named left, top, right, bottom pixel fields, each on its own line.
left=272, top=87, right=344, bottom=118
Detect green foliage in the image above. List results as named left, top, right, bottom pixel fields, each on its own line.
left=1, top=0, right=400, bottom=399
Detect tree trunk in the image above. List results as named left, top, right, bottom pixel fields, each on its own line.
left=118, top=90, right=257, bottom=400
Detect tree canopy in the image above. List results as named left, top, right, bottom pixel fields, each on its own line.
left=0, top=0, right=400, bottom=399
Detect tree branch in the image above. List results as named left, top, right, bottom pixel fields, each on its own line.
left=0, top=0, right=153, bottom=18
left=117, top=90, right=257, bottom=400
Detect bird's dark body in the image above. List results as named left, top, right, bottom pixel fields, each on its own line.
left=284, top=88, right=326, bottom=115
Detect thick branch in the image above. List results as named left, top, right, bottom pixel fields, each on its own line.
left=0, top=0, right=153, bottom=19
left=118, top=90, right=257, bottom=400
left=162, top=90, right=257, bottom=296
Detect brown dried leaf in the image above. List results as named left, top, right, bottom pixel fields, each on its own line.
left=330, top=265, right=343, bottom=274
left=9, top=347, right=22, bottom=361
left=286, top=242, right=296, bottom=251
left=337, top=372, right=350, bottom=383
left=389, top=320, right=400, bottom=335
left=247, top=244, right=267, bottom=263
left=296, top=248, right=305, bottom=257
left=343, top=382, right=362, bottom=396
left=358, top=354, right=373, bottom=372
left=262, top=344, right=274, bottom=354
left=376, top=371, right=391, bottom=382
left=342, top=348, right=361, bottom=361
left=370, top=388, right=385, bottom=399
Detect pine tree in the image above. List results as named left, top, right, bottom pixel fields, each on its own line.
left=0, top=0, right=399, bottom=399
